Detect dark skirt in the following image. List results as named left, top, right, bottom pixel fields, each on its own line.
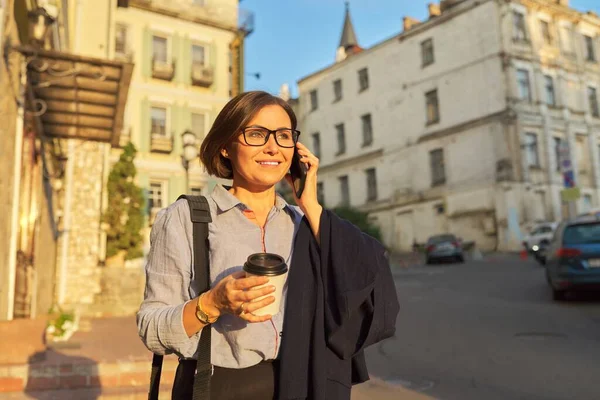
left=172, top=359, right=278, bottom=400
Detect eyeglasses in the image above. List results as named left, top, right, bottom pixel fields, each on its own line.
left=241, top=126, right=301, bottom=148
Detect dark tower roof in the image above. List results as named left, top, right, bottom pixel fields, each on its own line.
left=339, top=2, right=358, bottom=50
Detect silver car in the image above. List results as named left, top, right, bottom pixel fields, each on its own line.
left=425, top=234, right=464, bottom=264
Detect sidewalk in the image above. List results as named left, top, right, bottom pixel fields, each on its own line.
left=0, top=316, right=433, bottom=399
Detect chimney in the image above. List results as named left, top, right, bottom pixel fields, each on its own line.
left=403, top=16, right=421, bottom=32
left=428, top=3, right=441, bottom=18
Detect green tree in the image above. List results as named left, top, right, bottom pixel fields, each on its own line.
left=103, top=143, right=145, bottom=260
left=332, top=206, right=382, bottom=242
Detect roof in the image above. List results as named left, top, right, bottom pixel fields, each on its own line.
left=339, top=2, right=358, bottom=50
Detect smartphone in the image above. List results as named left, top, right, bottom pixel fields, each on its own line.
left=290, top=150, right=308, bottom=199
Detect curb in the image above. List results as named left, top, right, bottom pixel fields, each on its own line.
left=0, top=358, right=178, bottom=394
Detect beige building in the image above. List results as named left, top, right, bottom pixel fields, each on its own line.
left=297, top=0, right=600, bottom=252
left=111, top=0, right=251, bottom=235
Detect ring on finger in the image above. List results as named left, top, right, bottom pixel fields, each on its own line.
left=238, top=302, right=246, bottom=316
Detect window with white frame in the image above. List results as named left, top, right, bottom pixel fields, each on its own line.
left=429, top=148, right=446, bottom=186
left=335, top=123, right=346, bottom=155
left=559, top=26, right=574, bottom=54
left=333, top=79, right=342, bottom=101
left=361, top=113, right=373, bottom=146
left=152, top=35, right=168, bottom=63
left=338, top=176, right=349, bottom=206
left=425, top=89, right=440, bottom=124
left=589, top=87, right=599, bottom=117
left=544, top=75, right=556, bottom=106
left=311, top=132, right=321, bottom=158
left=540, top=20, right=553, bottom=45
left=516, top=69, right=532, bottom=102
left=192, top=44, right=206, bottom=66
left=512, top=11, right=528, bottom=42
left=148, top=181, right=166, bottom=211
left=421, top=38, right=434, bottom=67
left=151, top=106, right=168, bottom=136
left=358, top=68, right=369, bottom=91
left=524, top=133, right=540, bottom=167
left=584, top=35, right=596, bottom=62
left=309, top=89, right=318, bottom=111
left=583, top=194, right=593, bottom=213
left=191, top=112, right=206, bottom=140
left=365, top=168, right=378, bottom=201
left=553, top=137, right=563, bottom=171
left=115, top=23, right=128, bottom=55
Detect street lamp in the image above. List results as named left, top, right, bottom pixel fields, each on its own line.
left=28, top=7, right=56, bottom=47
left=181, top=130, right=198, bottom=193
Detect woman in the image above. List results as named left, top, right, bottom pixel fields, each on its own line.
left=137, top=91, right=399, bottom=400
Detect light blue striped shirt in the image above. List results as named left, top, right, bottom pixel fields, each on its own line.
left=137, top=184, right=302, bottom=368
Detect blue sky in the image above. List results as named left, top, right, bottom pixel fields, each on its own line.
left=242, top=0, right=600, bottom=97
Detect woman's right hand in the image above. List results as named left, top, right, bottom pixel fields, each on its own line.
left=205, top=271, right=276, bottom=323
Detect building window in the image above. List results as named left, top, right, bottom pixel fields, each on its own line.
left=524, top=132, right=540, bottom=167
left=589, top=87, right=599, bottom=117
left=553, top=137, right=563, bottom=171
left=192, top=44, right=206, bottom=66
left=516, top=69, right=531, bottom=102
left=115, top=23, right=128, bottom=56
left=425, top=89, right=440, bottom=125
left=361, top=113, right=373, bottom=147
left=190, top=187, right=203, bottom=196
left=584, top=35, right=596, bottom=62
left=317, top=182, right=325, bottom=205
left=583, top=194, right=593, bottom=213
left=540, top=20, right=552, bottom=45
left=560, top=26, right=574, bottom=55
left=338, top=176, right=349, bottom=206
left=335, top=123, right=346, bottom=155
left=333, top=79, right=342, bottom=102
left=544, top=75, right=556, bottom=106
left=429, top=149, right=445, bottom=186
left=421, top=38, right=434, bottom=67
left=311, top=132, right=321, bottom=158
left=148, top=181, right=166, bottom=211
left=358, top=68, right=369, bottom=91
left=152, top=35, right=168, bottom=63
left=365, top=168, right=378, bottom=202
left=309, top=90, right=318, bottom=111
left=512, top=11, right=528, bottom=42
left=151, top=106, right=167, bottom=136
left=191, top=112, right=206, bottom=140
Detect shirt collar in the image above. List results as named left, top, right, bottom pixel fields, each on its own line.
left=211, top=184, right=290, bottom=213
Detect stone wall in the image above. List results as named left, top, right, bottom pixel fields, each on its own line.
left=55, top=140, right=107, bottom=310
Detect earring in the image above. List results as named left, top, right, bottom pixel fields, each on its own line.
left=221, top=149, right=229, bottom=158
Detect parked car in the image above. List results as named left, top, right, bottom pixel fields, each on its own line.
left=425, top=234, right=464, bottom=264
left=523, top=222, right=559, bottom=261
left=545, top=217, right=600, bottom=301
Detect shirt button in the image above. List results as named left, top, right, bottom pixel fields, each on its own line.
left=279, top=332, right=283, bottom=337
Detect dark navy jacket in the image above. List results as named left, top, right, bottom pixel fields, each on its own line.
left=277, top=210, right=400, bottom=399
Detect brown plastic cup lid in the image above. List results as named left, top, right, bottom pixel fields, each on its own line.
left=243, top=253, right=288, bottom=276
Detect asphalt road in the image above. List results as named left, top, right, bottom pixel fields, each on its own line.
left=364, top=254, right=600, bottom=400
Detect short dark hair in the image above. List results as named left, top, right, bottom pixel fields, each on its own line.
left=200, top=91, right=297, bottom=179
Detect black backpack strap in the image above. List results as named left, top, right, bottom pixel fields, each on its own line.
left=180, top=195, right=213, bottom=400
left=148, top=195, right=212, bottom=400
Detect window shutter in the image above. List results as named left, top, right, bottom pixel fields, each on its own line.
left=142, top=26, right=151, bottom=78
left=139, top=97, right=150, bottom=152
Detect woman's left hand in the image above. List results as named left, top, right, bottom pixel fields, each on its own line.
left=285, top=142, right=323, bottom=242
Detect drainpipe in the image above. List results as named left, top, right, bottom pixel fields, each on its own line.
left=6, top=58, right=28, bottom=320
left=57, top=140, right=74, bottom=305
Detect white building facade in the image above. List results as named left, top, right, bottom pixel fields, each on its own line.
left=297, top=0, right=600, bottom=252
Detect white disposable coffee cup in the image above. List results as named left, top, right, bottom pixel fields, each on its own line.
left=243, top=253, right=288, bottom=316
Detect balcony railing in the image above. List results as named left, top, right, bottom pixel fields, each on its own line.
left=152, top=58, right=176, bottom=81
left=191, top=63, right=214, bottom=87
left=150, top=134, right=173, bottom=153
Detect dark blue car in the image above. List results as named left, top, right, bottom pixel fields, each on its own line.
left=545, top=217, right=600, bottom=301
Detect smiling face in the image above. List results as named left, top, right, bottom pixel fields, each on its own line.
left=222, top=105, right=295, bottom=191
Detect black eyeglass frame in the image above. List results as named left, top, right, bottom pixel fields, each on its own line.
left=240, top=125, right=301, bottom=148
